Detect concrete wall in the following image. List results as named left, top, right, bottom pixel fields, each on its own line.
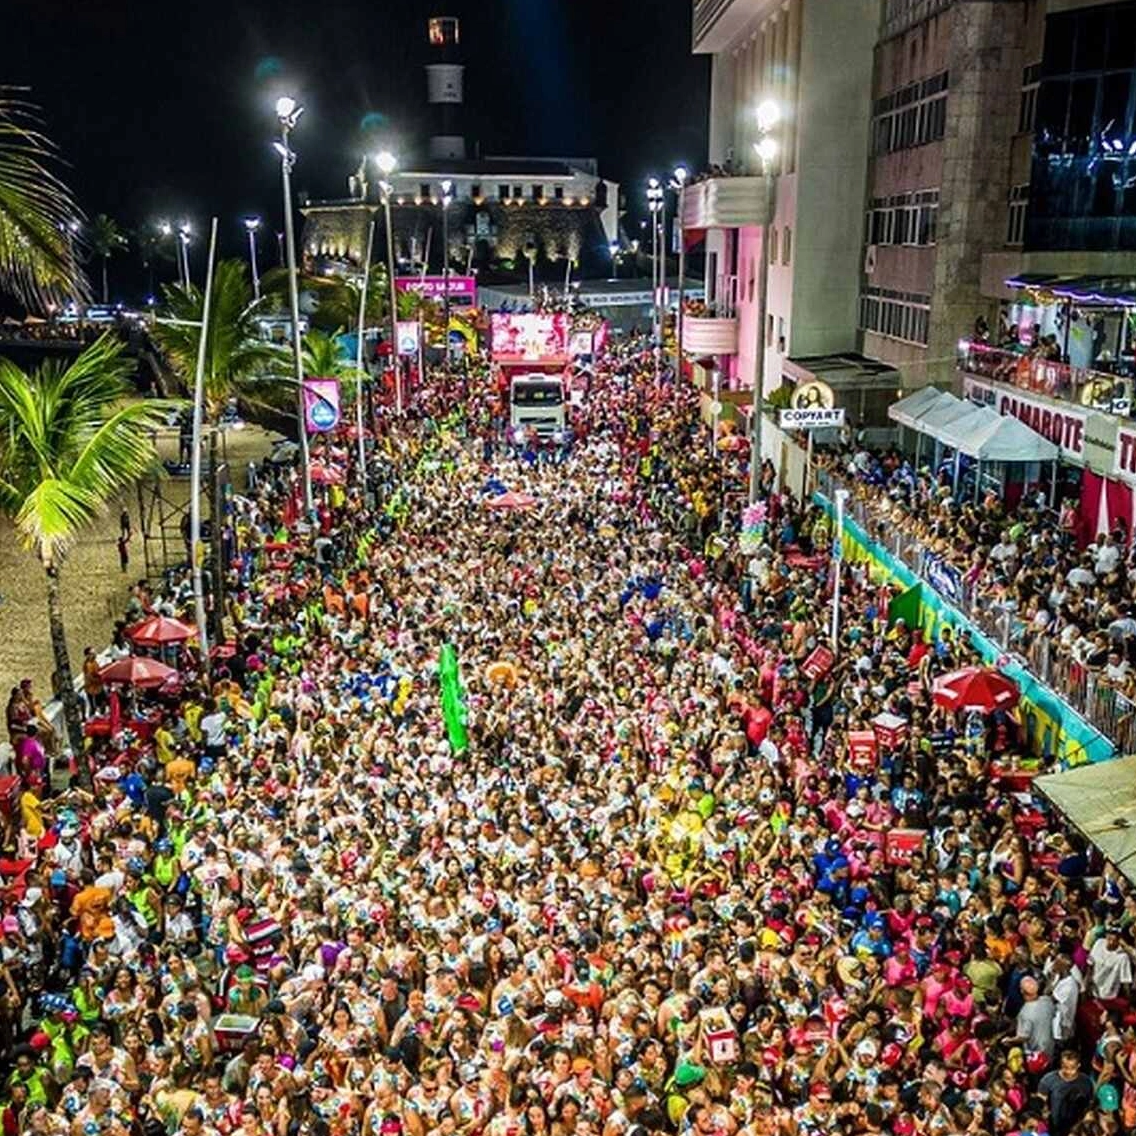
left=790, top=0, right=878, bottom=358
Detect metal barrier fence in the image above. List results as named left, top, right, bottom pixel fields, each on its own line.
left=815, top=466, right=1136, bottom=747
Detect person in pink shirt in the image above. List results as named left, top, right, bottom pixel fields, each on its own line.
left=884, top=942, right=918, bottom=988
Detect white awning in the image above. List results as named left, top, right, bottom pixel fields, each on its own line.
left=887, top=386, right=951, bottom=430
left=962, top=414, right=1060, bottom=463
left=934, top=404, right=1001, bottom=453
left=1035, top=755, right=1136, bottom=886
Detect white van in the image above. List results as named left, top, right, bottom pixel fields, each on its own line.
left=509, top=374, right=566, bottom=438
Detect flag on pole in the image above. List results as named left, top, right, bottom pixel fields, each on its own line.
left=439, top=643, right=469, bottom=755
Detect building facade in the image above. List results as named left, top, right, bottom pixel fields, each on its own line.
left=688, top=0, right=879, bottom=402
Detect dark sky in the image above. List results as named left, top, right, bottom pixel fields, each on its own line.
left=6, top=0, right=708, bottom=296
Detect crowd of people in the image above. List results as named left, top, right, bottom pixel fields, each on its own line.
left=3, top=339, right=1136, bottom=1136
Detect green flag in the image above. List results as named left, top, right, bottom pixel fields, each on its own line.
left=439, top=643, right=469, bottom=755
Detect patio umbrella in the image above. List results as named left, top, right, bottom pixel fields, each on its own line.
left=98, top=656, right=178, bottom=688
left=485, top=491, right=536, bottom=510
left=125, top=615, right=196, bottom=646
left=310, top=462, right=345, bottom=486
left=932, top=666, right=1019, bottom=713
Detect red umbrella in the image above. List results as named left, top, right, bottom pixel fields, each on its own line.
left=932, top=666, right=1019, bottom=713
left=310, top=462, right=345, bottom=486
left=99, top=656, right=178, bottom=688
left=486, top=491, right=537, bottom=510
left=125, top=615, right=196, bottom=646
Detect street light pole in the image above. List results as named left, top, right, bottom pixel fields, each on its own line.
left=646, top=178, right=663, bottom=380
left=441, top=179, right=453, bottom=362
left=748, top=99, right=781, bottom=505
left=244, top=217, right=261, bottom=300
left=375, top=150, right=402, bottom=414
left=355, top=220, right=376, bottom=498
left=672, top=166, right=688, bottom=377
left=189, top=218, right=219, bottom=666
left=275, top=95, right=313, bottom=515
left=831, top=488, right=848, bottom=649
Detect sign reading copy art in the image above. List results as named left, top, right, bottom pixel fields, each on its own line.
left=962, top=376, right=1086, bottom=461
left=778, top=408, right=846, bottom=429
left=1115, top=426, right=1136, bottom=482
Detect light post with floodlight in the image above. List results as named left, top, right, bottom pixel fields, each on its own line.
left=178, top=223, right=192, bottom=288
left=646, top=177, right=664, bottom=379
left=374, top=150, right=402, bottom=413
left=244, top=217, right=261, bottom=300
left=671, top=165, right=689, bottom=375
left=749, top=98, right=780, bottom=505
left=274, top=94, right=313, bottom=514
left=441, top=178, right=454, bottom=361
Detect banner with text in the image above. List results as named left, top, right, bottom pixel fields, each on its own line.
left=490, top=313, right=570, bottom=364
left=395, top=275, right=477, bottom=303
left=779, top=407, right=846, bottom=429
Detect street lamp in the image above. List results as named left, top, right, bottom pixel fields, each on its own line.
left=671, top=165, right=689, bottom=375
left=244, top=216, right=261, bottom=300
left=441, top=178, right=454, bottom=360
left=646, top=177, right=664, bottom=379
left=275, top=94, right=313, bottom=514
left=177, top=223, right=192, bottom=288
left=749, top=98, right=780, bottom=505
left=374, top=150, right=402, bottom=414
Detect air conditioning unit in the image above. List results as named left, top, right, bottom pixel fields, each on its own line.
left=864, top=244, right=878, bottom=276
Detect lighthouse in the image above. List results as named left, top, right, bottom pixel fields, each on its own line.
left=426, top=11, right=465, bottom=161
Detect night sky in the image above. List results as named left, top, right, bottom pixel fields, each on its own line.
left=6, top=0, right=708, bottom=296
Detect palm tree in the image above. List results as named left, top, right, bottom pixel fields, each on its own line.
left=301, top=327, right=365, bottom=386
left=86, top=214, right=128, bottom=304
left=0, top=335, right=174, bottom=773
left=151, top=259, right=282, bottom=416
left=0, top=91, right=86, bottom=309
left=260, top=263, right=391, bottom=333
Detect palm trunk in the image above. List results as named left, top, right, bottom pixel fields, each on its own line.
left=102, top=257, right=109, bottom=305
left=44, top=562, right=88, bottom=785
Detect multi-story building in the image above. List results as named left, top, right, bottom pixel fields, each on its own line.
left=687, top=0, right=886, bottom=413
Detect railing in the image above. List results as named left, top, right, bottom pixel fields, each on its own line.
left=958, top=340, right=1133, bottom=417
left=815, top=465, right=1136, bottom=747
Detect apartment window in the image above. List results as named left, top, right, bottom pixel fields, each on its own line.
left=767, top=313, right=774, bottom=346
left=769, top=227, right=779, bottom=264
left=777, top=316, right=786, bottom=351
left=470, top=183, right=481, bottom=199
left=782, top=227, right=791, bottom=265
left=1007, top=184, right=1029, bottom=245
left=859, top=286, right=931, bottom=346
left=871, top=70, right=949, bottom=156
left=866, top=189, right=939, bottom=247
left=428, top=17, right=460, bottom=46
left=513, top=185, right=523, bottom=199
left=532, top=184, right=543, bottom=201
left=419, top=183, right=431, bottom=200
left=554, top=185, right=564, bottom=200
left=497, top=184, right=510, bottom=200
left=1018, top=63, right=1041, bottom=133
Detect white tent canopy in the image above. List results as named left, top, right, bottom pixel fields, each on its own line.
left=888, top=386, right=952, bottom=430
left=1036, top=755, right=1136, bottom=885
left=934, top=404, right=1000, bottom=454
left=963, top=413, right=1060, bottom=463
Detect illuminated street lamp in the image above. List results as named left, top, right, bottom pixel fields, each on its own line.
left=749, top=98, right=780, bottom=505
left=177, top=223, right=192, bottom=288
left=441, top=178, right=454, bottom=359
left=670, top=165, right=689, bottom=371
left=374, top=150, right=402, bottom=413
left=275, top=94, right=313, bottom=513
left=244, top=216, right=262, bottom=300
left=646, top=177, right=665, bottom=379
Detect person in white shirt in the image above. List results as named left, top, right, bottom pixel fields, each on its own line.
left=1049, top=954, right=1082, bottom=1042
left=1089, top=926, right=1134, bottom=1000
left=1094, top=534, right=1121, bottom=576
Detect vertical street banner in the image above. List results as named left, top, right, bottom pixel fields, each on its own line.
left=439, top=643, right=469, bottom=755
left=303, top=378, right=341, bottom=433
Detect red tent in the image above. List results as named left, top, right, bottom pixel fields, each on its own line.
left=932, top=667, right=1019, bottom=713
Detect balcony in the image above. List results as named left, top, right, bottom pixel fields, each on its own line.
left=681, top=176, right=772, bottom=230
left=683, top=315, right=739, bottom=355
left=957, top=340, right=1133, bottom=418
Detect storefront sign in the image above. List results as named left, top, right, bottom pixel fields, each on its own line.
left=302, top=378, right=341, bottom=433
left=962, top=376, right=1086, bottom=460
left=1115, top=426, right=1136, bottom=482
left=779, top=408, right=846, bottom=429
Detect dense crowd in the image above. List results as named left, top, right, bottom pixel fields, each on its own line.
left=3, top=341, right=1136, bottom=1136
left=819, top=448, right=1136, bottom=705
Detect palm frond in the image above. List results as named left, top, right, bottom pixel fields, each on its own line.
left=0, top=91, right=86, bottom=309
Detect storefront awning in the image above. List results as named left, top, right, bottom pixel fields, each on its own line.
left=1005, top=273, right=1136, bottom=308
left=962, top=413, right=1060, bottom=463
left=1036, top=756, right=1136, bottom=886
left=887, top=386, right=949, bottom=430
